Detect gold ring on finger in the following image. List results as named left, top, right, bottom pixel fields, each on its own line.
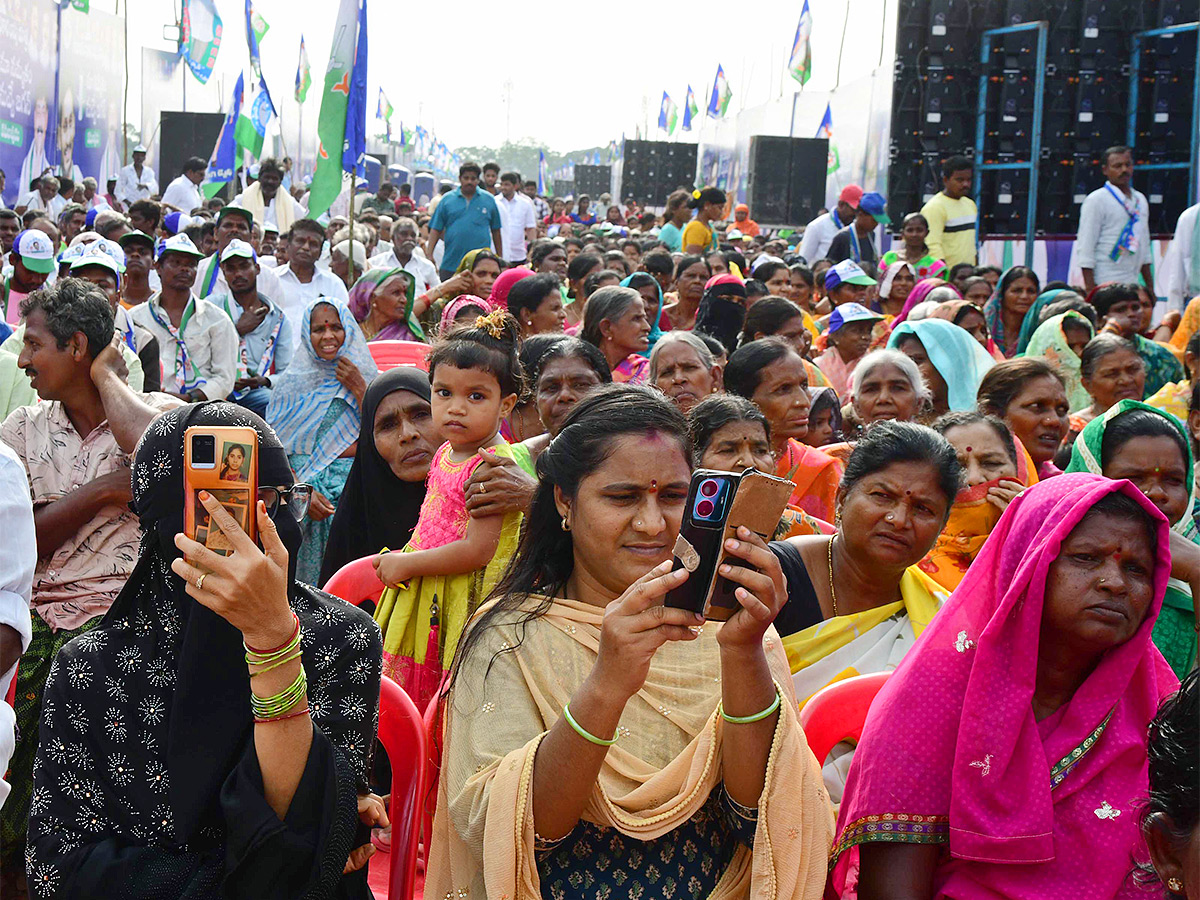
left=196, top=573, right=206, bottom=591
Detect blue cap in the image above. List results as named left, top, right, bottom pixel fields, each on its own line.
left=163, top=211, right=193, bottom=235
left=858, top=192, right=889, bottom=224
left=828, top=301, right=883, bottom=333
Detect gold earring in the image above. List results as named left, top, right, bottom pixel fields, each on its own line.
left=561, top=516, right=570, bottom=532
left=1167, top=878, right=1183, bottom=893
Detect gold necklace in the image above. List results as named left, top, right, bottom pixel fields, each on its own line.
left=826, top=535, right=840, bottom=617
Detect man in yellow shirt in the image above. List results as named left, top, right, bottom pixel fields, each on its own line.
left=920, top=155, right=977, bottom=268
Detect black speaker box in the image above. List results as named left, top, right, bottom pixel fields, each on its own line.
left=158, top=111, right=226, bottom=192
left=746, top=136, right=828, bottom=227
left=574, top=165, right=612, bottom=198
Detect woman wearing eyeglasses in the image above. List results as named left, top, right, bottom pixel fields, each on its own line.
left=25, top=402, right=384, bottom=899
left=266, top=297, right=379, bottom=585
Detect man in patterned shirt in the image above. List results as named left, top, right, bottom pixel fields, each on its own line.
left=0, top=279, right=178, bottom=881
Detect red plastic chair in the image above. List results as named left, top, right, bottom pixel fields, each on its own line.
left=322, top=555, right=387, bottom=609
left=4, top=662, right=16, bottom=707
left=798, top=671, right=891, bottom=765
left=377, top=675, right=427, bottom=900
left=420, top=693, right=443, bottom=857
left=369, top=340, right=431, bottom=372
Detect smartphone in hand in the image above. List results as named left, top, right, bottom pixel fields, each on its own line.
left=664, top=468, right=793, bottom=621
left=183, top=426, right=259, bottom=556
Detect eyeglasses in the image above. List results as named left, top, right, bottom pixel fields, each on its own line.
left=257, top=484, right=313, bottom=522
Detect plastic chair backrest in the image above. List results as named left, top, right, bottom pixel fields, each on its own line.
left=369, top=340, right=430, bottom=372
left=378, top=675, right=426, bottom=900
left=321, top=556, right=386, bottom=609
left=798, top=671, right=891, bottom=766
left=420, top=692, right=443, bottom=855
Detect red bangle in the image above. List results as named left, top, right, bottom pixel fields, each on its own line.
left=254, top=703, right=310, bottom=724
left=244, top=611, right=300, bottom=655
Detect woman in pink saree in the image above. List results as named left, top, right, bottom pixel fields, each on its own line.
left=829, top=473, right=1180, bottom=899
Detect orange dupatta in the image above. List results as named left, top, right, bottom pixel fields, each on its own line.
left=775, top=438, right=843, bottom=521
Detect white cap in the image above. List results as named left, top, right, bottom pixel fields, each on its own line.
left=332, top=239, right=367, bottom=268
left=132, top=144, right=147, bottom=153
left=220, top=238, right=257, bottom=263
left=158, top=233, right=205, bottom=259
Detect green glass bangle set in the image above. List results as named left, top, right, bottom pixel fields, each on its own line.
left=245, top=614, right=308, bottom=723
left=563, top=686, right=783, bottom=747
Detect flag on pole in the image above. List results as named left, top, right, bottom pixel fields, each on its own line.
left=682, top=86, right=699, bottom=131
left=707, top=65, right=732, bottom=117
left=817, top=102, right=839, bottom=173
left=202, top=73, right=244, bottom=198
left=376, top=88, right=393, bottom=122
left=234, top=78, right=277, bottom=160
left=245, top=1, right=263, bottom=76
left=180, top=0, right=223, bottom=84
left=294, top=36, right=311, bottom=102
left=308, top=0, right=364, bottom=217
left=538, top=150, right=547, bottom=195
left=658, top=91, right=678, bottom=134
left=341, top=0, right=368, bottom=178
left=788, top=0, right=813, bottom=85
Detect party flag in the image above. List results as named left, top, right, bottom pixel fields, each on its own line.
left=789, top=0, right=813, bottom=85
left=307, top=0, right=364, bottom=217
left=538, top=149, right=548, bottom=195
left=817, top=102, right=839, bottom=173
left=180, top=0, right=223, bottom=84
left=234, top=78, right=277, bottom=160
left=341, top=0, right=369, bottom=177
left=245, top=1, right=263, bottom=76
left=707, top=64, right=732, bottom=117
left=683, top=86, right=699, bottom=131
left=202, top=73, right=244, bottom=198
left=658, top=91, right=678, bottom=134
left=295, top=36, right=312, bottom=102
left=376, top=88, right=393, bottom=122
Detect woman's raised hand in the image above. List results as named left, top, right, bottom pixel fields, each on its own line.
left=714, top=526, right=787, bottom=654
left=986, top=478, right=1025, bottom=512
left=590, top=561, right=701, bottom=702
left=172, top=493, right=294, bottom=649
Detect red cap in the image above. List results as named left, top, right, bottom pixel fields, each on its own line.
left=839, top=184, right=864, bottom=207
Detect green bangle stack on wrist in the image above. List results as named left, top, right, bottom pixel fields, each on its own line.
left=719, top=686, right=782, bottom=724
left=251, top=665, right=308, bottom=721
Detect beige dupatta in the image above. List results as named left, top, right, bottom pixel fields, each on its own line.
left=427, top=595, right=834, bottom=900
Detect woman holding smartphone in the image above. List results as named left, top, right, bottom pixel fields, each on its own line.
left=427, top=385, right=833, bottom=900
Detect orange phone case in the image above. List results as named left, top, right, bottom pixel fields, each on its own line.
left=184, top=425, right=259, bottom=556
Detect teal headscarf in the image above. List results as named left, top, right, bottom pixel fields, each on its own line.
left=1014, top=288, right=1069, bottom=355
left=888, top=317, right=997, bottom=411
left=622, top=272, right=664, bottom=349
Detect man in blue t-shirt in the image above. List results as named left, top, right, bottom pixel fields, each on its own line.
left=426, top=161, right=503, bottom=280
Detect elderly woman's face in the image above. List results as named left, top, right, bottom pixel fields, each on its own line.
left=853, top=362, right=921, bottom=424
left=897, top=335, right=947, bottom=408
left=653, top=341, right=717, bottom=413
left=942, top=421, right=1017, bottom=488
left=373, top=389, right=439, bottom=482
left=838, top=460, right=950, bottom=568
left=1042, top=508, right=1155, bottom=652
left=558, top=432, right=691, bottom=597
left=536, top=356, right=604, bottom=437
left=310, top=304, right=346, bottom=360
left=699, top=420, right=775, bottom=475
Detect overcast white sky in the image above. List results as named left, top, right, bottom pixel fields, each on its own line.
left=122, top=0, right=887, bottom=152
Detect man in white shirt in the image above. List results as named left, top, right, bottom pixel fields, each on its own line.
left=192, top=204, right=287, bottom=314
left=129, top=233, right=238, bottom=401
left=1076, top=146, right=1154, bottom=295
left=234, top=157, right=304, bottom=231
left=494, top=172, right=538, bottom=264
left=1165, top=202, right=1199, bottom=311
left=160, top=156, right=207, bottom=214
left=115, top=144, right=158, bottom=207
left=272, top=218, right=349, bottom=357
left=17, top=176, right=65, bottom=219
left=798, top=184, right=862, bottom=263
left=0, top=437, right=34, bottom=813
left=368, top=216, right=440, bottom=294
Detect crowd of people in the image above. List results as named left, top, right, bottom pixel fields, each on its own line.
left=0, top=142, right=1195, bottom=900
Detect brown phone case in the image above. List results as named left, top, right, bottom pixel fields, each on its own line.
left=673, top=469, right=793, bottom=620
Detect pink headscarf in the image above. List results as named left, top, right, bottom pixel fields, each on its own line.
left=831, top=473, right=1178, bottom=900
left=888, top=277, right=960, bottom=329
left=487, top=266, right=535, bottom=312
left=438, top=294, right=491, bottom=334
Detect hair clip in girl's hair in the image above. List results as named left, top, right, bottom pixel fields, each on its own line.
left=692, top=189, right=702, bottom=200
left=474, top=308, right=508, bottom=339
